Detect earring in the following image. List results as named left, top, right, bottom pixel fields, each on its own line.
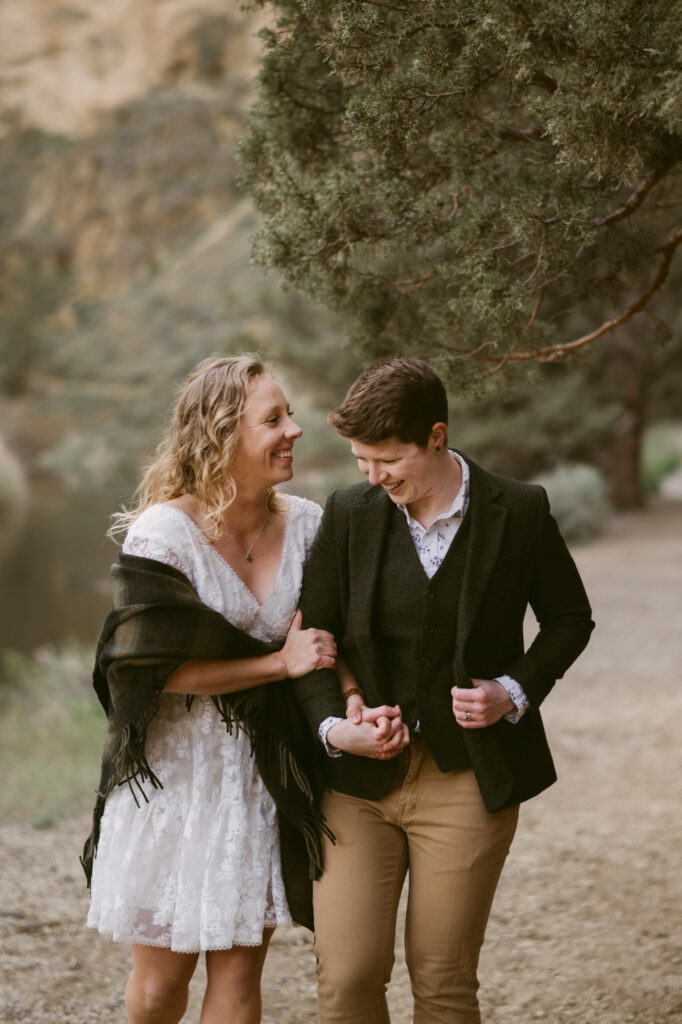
left=435, top=445, right=441, bottom=451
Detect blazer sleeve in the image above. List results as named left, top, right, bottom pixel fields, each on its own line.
left=503, top=490, right=594, bottom=708
left=293, top=492, right=349, bottom=734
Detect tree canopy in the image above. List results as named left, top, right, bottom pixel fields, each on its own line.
left=239, top=0, right=682, bottom=385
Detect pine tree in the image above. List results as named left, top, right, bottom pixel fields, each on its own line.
left=239, top=0, right=682, bottom=504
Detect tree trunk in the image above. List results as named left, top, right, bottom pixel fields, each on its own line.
left=604, top=328, right=653, bottom=510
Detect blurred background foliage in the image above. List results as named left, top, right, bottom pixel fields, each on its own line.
left=0, top=2, right=680, bottom=821
left=0, top=642, right=101, bottom=826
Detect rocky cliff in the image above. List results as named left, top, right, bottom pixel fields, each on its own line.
left=0, top=0, right=261, bottom=135
left=0, top=1, right=355, bottom=493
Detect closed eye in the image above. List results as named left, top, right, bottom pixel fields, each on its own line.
left=266, top=409, right=293, bottom=424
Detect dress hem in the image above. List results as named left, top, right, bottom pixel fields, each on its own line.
left=86, top=920, right=294, bottom=953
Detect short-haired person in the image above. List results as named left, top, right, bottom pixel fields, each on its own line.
left=294, top=358, right=594, bottom=1024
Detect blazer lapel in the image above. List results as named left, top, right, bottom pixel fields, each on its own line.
left=455, top=456, right=508, bottom=648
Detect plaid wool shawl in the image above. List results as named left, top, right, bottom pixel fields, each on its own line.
left=81, top=552, right=329, bottom=930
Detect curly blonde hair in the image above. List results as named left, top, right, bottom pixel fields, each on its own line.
left=110, top=353, right=280, bottom=542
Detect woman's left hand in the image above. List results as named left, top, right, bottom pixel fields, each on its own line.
left=451, top=679, right=515, bottom=729
left=345, top=696, right=365, bottom=724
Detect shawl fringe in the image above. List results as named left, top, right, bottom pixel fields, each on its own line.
left=82, top=552, right=331, bottom=925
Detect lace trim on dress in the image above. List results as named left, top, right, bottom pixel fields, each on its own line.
left=124, top=534, right=192, bottom=577
left=158, top=503, right=291, bottom=610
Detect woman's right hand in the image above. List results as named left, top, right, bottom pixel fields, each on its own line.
left=280, top=610, right=337, bottom=678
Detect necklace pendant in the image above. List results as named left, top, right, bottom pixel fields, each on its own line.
left=246, top=553, right=253, bottom=562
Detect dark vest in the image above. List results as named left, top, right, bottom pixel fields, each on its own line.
left=377, top=507, right=471, bottom=771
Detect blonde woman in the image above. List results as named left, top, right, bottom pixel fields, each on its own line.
left=83, top=355, right=341, bottom=1024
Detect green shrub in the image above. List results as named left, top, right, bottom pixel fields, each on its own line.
left=533, top=463, right=612, bottom=544
left=0, top=642, right=104, bottom=826
left=641, top=424, right=682, bottom=495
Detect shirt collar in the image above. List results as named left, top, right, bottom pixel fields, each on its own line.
left=398, top=451, right=469, bottom=530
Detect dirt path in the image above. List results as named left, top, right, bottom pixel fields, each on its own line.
left=2, top=499, right=681, bottom=1023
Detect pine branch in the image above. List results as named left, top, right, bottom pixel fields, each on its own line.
left=497, top=125, right=546, bottom=143
left=353, top=0, right=408, bottom=10
left=481, top=288, right=545, bottom=378
left=396, top=273, right=438, bottom=293
left=403, top=19, right=464, bottom=40
left=594, top=166, right=672, bottom=227
left=486, top=228, right=682, bottom=367
left=449, top=186, right=471, bottom=218
left=279, top=84, right=345, bottom=116
left=302, top=239, right=346, bottom=259
left=425, top=338, right=500, bottom=360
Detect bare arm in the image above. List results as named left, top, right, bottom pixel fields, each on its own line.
left=164, top=651, right=289, bottom=696
left=163, top=610, right=337, bottom=696
left=335, top=656, right=366, bottom=714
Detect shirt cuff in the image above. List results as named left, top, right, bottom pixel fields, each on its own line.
left=319, top=716, right=345, bottom=757
left=496, top=675, right=530, bottom=724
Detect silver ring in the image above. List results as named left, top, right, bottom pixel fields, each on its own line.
left=464, top=711, right=472, bottom=722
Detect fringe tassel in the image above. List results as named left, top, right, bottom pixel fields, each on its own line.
left=287, top=751, right=314, bottom=802
left=111, top=724, right=164, bottom=801
left=80, top=791, right=107, bottom=887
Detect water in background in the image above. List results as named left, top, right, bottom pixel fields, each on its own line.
left=0, top=478, right=126, bottom=652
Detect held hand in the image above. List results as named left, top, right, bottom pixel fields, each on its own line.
left=360, top=704, right=405, bottom=746
left=347, top=703, right=406, bottom=748
left=345, top=700, right=401, bottom=732
left=345, top=697, right=365, bottom=724
left=329, top=705, right=409, bottom=760
left=451, top=679, right=515, bottom=729
left=280, top=610, right=337, bottom=678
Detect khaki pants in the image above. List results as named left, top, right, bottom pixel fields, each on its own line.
left=313, top=736, right=519, bottom=1024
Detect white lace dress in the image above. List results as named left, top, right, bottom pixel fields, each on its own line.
left=87, top=495, right=322, bottom=952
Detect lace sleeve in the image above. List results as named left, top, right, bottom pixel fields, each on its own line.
left=122, top=506, right=197, bottom=584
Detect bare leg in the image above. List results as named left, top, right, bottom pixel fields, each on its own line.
left=125, top=945, right=199, bottom=1024
left=199, top=930, right=275, bottom=1024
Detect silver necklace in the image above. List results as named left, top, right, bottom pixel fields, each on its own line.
left=228, top=512, right=269, bottom=562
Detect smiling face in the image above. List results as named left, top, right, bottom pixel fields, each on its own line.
left=350, top=426, right=447, bottom=509
left=229, top=374, right=302, bottom=493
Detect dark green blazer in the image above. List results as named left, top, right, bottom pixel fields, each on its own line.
left=294, top=454, right=594, bottom=813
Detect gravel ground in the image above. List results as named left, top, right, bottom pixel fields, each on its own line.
left=1, top=498, right=681, bottom=1024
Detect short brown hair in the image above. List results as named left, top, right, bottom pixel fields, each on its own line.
left=328, top=358, right=448, bottom=447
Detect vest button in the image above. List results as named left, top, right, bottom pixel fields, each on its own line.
left=420, top=657, right=432, bottom=668
left=418, top=688, right=428, bottom=698
left=424, top=624, right=434, bottom=634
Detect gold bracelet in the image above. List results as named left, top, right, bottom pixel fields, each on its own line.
left=343, top=687, right=365, bottom=701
